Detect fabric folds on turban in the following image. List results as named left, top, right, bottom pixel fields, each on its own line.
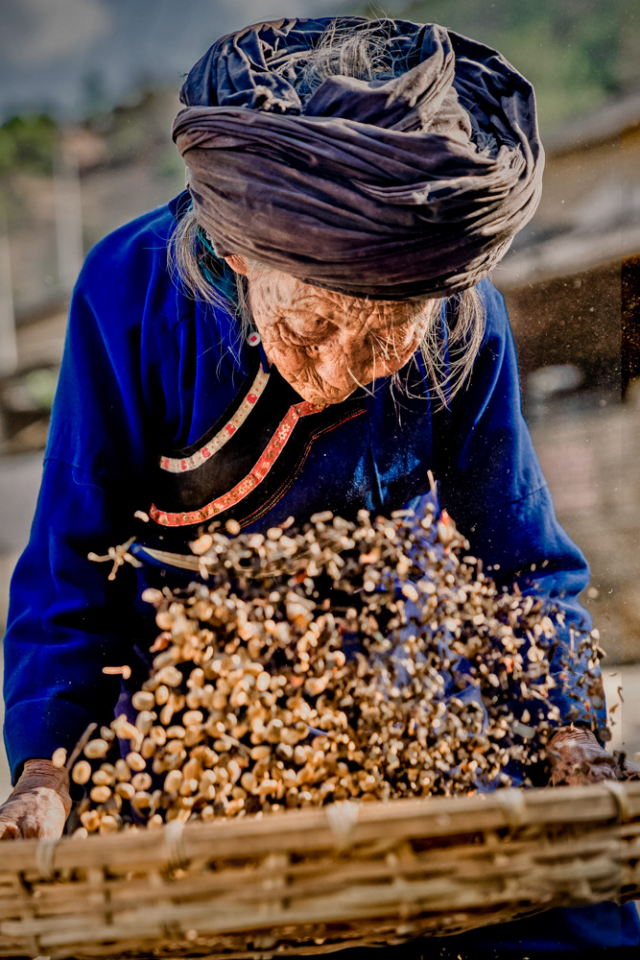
left=173, top=17, right=543, bottom=300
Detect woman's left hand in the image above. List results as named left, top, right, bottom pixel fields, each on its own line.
left=547, top=727, right=640, bottom=786
left=0, top=759, right=71, bottom=840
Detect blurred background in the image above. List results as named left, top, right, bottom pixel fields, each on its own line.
left=1, top=0, right=639, bottom=796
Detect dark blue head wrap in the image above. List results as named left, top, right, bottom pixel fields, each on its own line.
left=173, top=17, right=543, bottom=300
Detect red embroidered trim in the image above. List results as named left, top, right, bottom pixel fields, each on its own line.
left=237, top=408, right=366, bottom=529
left=159, top=366, right=270, bottom=473
left=150, top=399, right=326, bottom=527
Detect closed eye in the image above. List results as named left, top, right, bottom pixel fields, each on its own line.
left=278, top=319, right=334, bottom=347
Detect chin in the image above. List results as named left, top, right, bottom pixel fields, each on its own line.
left=296, top=385, right=355, bottom=406
left=273, top=360, right=357, bottom=406
left=283, top=375, right=353, bottom=407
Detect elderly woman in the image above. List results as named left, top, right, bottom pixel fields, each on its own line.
left=1, top=15, right=639, bottom=956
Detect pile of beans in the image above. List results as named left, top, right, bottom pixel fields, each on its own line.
left=55, top=501, right=603, bottom=834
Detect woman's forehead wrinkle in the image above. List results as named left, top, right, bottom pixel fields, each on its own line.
left=291, top=292, right=415, bottom=332
left=259, top=271, right=420, bottom=326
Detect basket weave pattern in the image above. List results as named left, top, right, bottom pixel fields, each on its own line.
left=1, top=783, right=639, bottom=960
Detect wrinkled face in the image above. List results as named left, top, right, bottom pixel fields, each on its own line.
left=225, top=256, right=432, bottom=406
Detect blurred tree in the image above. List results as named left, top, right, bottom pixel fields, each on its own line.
left=360, top=0, right=640, bottom=131
left=0, top=115, right=56, bottom=177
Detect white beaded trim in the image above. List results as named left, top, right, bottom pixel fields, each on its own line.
left=160, top=366, right=270, bottom=474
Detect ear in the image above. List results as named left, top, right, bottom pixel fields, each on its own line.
left=223, top=254, right=249, bottom=276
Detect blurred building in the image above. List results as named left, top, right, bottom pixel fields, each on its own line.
left=0, top=89, right=184, bottom=452
left=493, top=87, right=640, bottom=663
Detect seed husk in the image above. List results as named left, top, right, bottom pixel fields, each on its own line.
left=115, top=782, right=135, bottom=800
left=131, top=772, right=153, bottom=792
left=72, top=760, right=92, bottom=785
left=90, top=785, right=111, bottom=804
left=51, top=747, right=67, bottom=768
left=131, top=691, right=156, bottom=712
left=84, top=739, right=110, bottom=760
left=98, top=815, right=119, bottom=834
left=126, top=752, right=146, bottom=773
left=92, top=769, right=114, bottom=787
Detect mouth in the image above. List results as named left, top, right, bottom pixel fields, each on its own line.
left=279, top=365, right=358, bottom=406
left=292, top=382, right=356, bottom=406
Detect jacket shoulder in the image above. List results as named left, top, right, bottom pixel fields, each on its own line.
left=76, top=199, right=181, bottom=309
left=476, top=277, right=509, bottom=331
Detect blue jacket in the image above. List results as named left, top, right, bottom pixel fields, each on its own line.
left=3, top=193, right=602, bottom=781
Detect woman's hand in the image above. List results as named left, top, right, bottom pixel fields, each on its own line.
left=547, top=727, right=640, bottom=786
left=0, top=759, right=72, bottom=840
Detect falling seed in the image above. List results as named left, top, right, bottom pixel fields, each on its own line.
left=102, top=664, right=132, bottom=680
left=132, top=791, right=152, bottom=812
left=115, top=782, right=135, bottom=800
left=126, top=752, right=146, bottom=773
left=136, top=711, right=156, bottom=735
left=84, top=739, right=110, bottom=760
left=51, top=747, right=67, bottom=769
left=90, top=785, right=112, bottom=804
left=183, top=710, right=204, bottom=727
left=72, top=760, right=92, bottom=785
left=141, top=587, right=163, bottom=604
left=132, top=691, right=156, bottom=712
left=164, top=769, right=184, bottom=794
left=80, top=810, right=101, bottom=833
left=131, top=772, right=153, bottom=792
left=112, top=715, right=139, bottom=740
left=98, top=815, right=119, bottom=834
left=92, top=769, right=114, bottom=787
left=62, top=501, right=602, bottom=831
left=158, top=665, right=183, bottom=688
left=155, top=685, right=170, bottom=706
left=191, top=533, right=214, bottom=555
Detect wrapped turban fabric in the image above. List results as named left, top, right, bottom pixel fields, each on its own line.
left=173, top=17, right=544, bottom=300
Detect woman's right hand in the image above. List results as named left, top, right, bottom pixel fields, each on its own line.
left=0, top=759, right=71, bottom=840
left=547, top=727, right=640, bottom=786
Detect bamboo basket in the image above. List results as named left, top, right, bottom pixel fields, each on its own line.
left=1, top=783, right=639, bottom=960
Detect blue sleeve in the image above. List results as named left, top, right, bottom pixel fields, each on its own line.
left=3, top=462, right=141, bottom=780
left=434, top=279, right=605, bottom=732
left=2, top=215, right=172, bottom=782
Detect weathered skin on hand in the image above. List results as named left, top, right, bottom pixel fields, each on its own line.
left=547, top=727, right=640, bottom=786
left=0, top=758, right=71, bottom=840
left=225, top=255, right=434, bottom=406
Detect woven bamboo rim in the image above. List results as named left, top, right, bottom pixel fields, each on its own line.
left=1, top=782, right=639, bottom=960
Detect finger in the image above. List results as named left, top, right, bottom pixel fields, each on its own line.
left=27, top=814, right=65, bottom=840
left=37, top=822, right=66, bottom=840
left=579, top=764, right=617, bottom=784
left=20, top=818, right=41, bottom=839
left=589, top=757, right=618, bottom=774
left=19, top=806, right=67, bottom=840
left=617, top=758, right=640, bottom=780
left=594, top=770, right=618, bottom=783
left=620, top=765, right=640, bottom=781
left=22, top=815, right=62, bottom=840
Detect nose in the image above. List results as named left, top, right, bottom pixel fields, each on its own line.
left=313, top=330, right=370, bottom=389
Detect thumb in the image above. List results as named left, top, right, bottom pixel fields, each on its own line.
left=0, top=820, right=20, bottom=840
